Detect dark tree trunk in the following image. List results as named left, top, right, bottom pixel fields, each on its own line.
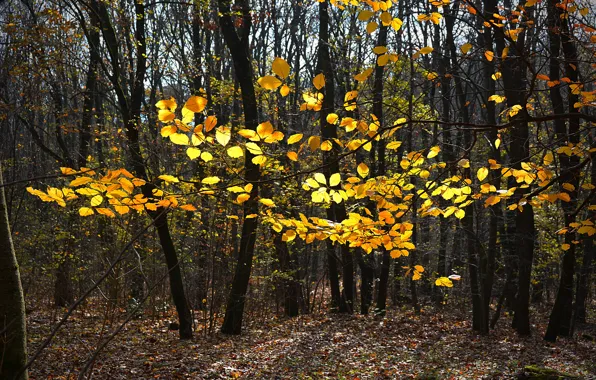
left=0, top=165, right=28, bottom=380
left=545, top=0, right=581, bottom=341
left=95, top=0, right=193, bottom=339
left=218, top=0, right=261, bottom=335
left=318, top=0, right=353, bottom=313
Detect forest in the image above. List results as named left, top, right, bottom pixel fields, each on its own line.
left=0, top=0, right=595, bottom=377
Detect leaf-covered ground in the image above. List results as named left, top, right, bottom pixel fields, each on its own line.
left=27, top=305, right=595, bottom=379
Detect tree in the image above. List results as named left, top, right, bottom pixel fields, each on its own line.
left=0, top=163, right=28, bottom=380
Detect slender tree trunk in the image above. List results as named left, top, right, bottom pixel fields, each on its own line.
left=218, top=0, right=261, bottom=334
left=95, top=0, right=193, bottom=339
left=545, top=0, right=581, bottom=341
left=0, top=165, right=28, bottom=380
left=318, top=0, right=353, bottom=313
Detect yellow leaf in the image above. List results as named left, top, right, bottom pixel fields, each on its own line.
left=414, top=265, right=424, bottom=273
left=562, top=183, right=575, bottom=192
left=357, top=163, right=369, bottom=178
left=96, top=208, right=115, bottom=217
left=358, top=10, right=374, bottom=21
left=79, top=207, right=94, bottom=216
left=252, top=155, right=267, bottom=165
left=314, top=173, right=327, bottom=185
left=543, top=152, right=554, bottom=165
left=227, top=146, right=244, bottom=158
left=159, top=175, right=179, bottom=183
left=427, top=146, right=440, bottom=158
left=75, top=187, right=99, bottom=196
left=184, top=96, right=207, bottom=113
left=180, top=204, right=197, bottom=211
left=69, top=177, right=93, bottom=187
left=562, top=243, right=570, bottom=251
left=238, top=129, right=257, bottom=140
left=460, top=43, right=472, bottom=54
left=455, top=209, right=465, bottom=219
left=259, top=198, right=276, bottom=207
left=282, top=230, right=296, bottom=242
left=237, top=193, right=250, bottom=203
left=215, top=127, right=231, bottom=146
left=170, top=133, right=190, bottom=146
left=380, top=11, right=392, bottom=25
left=387, top=141, right=402, bottom=150
left=272, top=57, right=290, bottom=79
left=391, top=17, right=403, bottom=31
left=377, top=54, right=389, bottom=66
left=90, top=195, right=103, bottom=207
left=477, top=167, right=489, bottom=181
left=161, top=125, right=177, bottom=137
left=344, top=90, right=358, bottom=111
left=202, top=176, right=220, bottom=185
left=308, top=136, right=321, bottom=151
left=435, top=277, right=453, bottom=287
left=373, top=46, right=388, bottom=55
left=158, top=109, right=175, bottom=122
left=329, top=173, right=341, bottom=187
left=326, top=113, right=339, bottom=124
left=419, top=46, right=433, bottom=55
left=257, top=121, right=274, bottom=138
left=287, top=151, right=298, bottom=161
left=186, top=147, right=201, bottom=160
left=287, top=133, right=303, bottom=144
left=204, top=115, right=217, bottom=132
left=354, top=68, right=374, bottom=82
left=366, top=21, right=378, bottom=34
left=114, top=205, right=130, bottom=214
left=320, top=140, right=333, bottom=151
left=495, top=138, right=501, bottom=149
left=245, top=142, right=263, bottom=155
left=488, top=94, right=506, bottom=103
left=313, top=73, right=325, bottom=90
left=258, top=75, right=282, bottom=90
left=492, top=72, right=502, bottom=80
left=155, top=97, right=177, bottom=111
left=280, top=85, right=290, bottom=97
left=485, top=50, right=494, bottom=61
left=200, top=151, right=213, bottom=162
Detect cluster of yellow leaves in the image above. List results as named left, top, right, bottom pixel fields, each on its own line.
left=26, top=167, right=210, bottom=217
left=264, top=210, right=416, bottom=256
left=257, top=57, right=291, bottom=97
left=356, top=1, right=403, bottom=35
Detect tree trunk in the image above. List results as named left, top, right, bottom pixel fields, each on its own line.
left=545, top=0, right=581, bottom=341
left=0, top=165, right=28, bottom=380
left=218, top=0, right=261, bottom=335
left=318, top=0, right=353, bottom=313
left=94, top=0, right=193, bottom=339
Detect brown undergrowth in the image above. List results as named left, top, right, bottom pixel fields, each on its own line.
left=26, top=302, right=595, bottom=379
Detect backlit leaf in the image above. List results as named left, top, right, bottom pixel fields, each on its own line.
left=184, top=96, right=207, bottom=113
left=460, top=43, right=472, bottom=54
left=79, top=207, right=94, bottom=216
left=227, top=146, right=244, bottom=158
left=258, top=75, right=282, bottom=90
left=272, top=57, right=290, bottom=79
left=313, top=73, right=326, bottom=90
left=186, top=147, right=201, bottom=160
left=477, top=167, right=489, bottom=181
left=202, top=176, right=220, bottom=185
left=357, top=163, right=369, bottom=178
left=287, top=133, right=303, bottom=144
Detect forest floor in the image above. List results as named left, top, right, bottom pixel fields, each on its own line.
left=26, top=302, right=596, bottom=379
